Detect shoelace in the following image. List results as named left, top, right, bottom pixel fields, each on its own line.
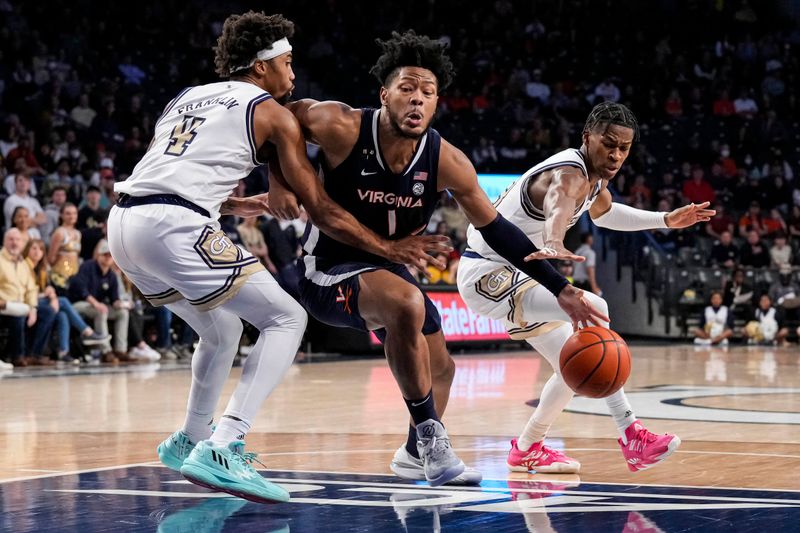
left=230, top=447, right=267, bottom=470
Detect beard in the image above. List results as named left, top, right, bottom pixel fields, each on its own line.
left=275, top=90, right=292, bottom=105
left=386, top=105, right=435, bottom=140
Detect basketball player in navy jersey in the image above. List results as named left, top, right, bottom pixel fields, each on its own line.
left=109, top=14, right=451, bottom=504
left=268, top=31, right=608, bottom=486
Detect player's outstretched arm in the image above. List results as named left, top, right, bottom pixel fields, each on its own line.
left=438, top=140, right=608, bottom=329
left=526, top=167, right=590, bottom=261
left=589, top=189, right=715, bottom=231
left=256, top=99, right=451, bottom=270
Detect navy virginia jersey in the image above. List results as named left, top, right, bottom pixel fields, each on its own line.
left=302, top=107, right=442, bottom=267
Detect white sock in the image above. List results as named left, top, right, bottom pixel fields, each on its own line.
left=518, top=323, right=575, bottom=450
left=605, top=389, right=636, bottom=442
left=182, top=411, right=213, bottom=443
left=210, top=416, right=250, bottom=446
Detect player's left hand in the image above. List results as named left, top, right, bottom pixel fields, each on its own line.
left=665, top=201, right=715, bottom=229
left=524, top=242, right=586, bottom=263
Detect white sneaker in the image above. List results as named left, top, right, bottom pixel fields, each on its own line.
left=718, top=338, right=729, bottom=347
left=415, top=420, right=466, bottom=487
left=693, top=338, right=712, bottom=346
left=390, top=445, right=482, bottom=485
left=131, top=345, right=161, bottom=361
left=0, top=360, right=13, bottom=370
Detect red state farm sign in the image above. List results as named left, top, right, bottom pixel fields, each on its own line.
left=371, top=291, right=510, bottom=344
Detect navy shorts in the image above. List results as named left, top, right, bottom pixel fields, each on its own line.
left=298, top=259, right=442, bottom=343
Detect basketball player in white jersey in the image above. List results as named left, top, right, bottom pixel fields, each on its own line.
left=458, top=101, right=714, bottom=473
left=107, top=12, right=450, bottom=504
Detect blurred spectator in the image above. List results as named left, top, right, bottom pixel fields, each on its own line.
left=573, top=232, right=601, bottom=295
left=593, top=79, right=620, bottom=103
left=628, top=174, right=652, bottom=206
left=0, top=229, right=40, bottom=366
left=23, top=239, right=109, bottom=363
left=238, top=216, right=277, bottom=275
left=710, top=230, right=739, bottom=268
left=558, top=261, right=575, bottom=285
left=768, top=271, right=799, bottom=308
left=115, top=270, right=160, bottom=362
left=738, top=201, right=766, bottom=238
left=733, top=88, right=758, bottom=119
left=722, top=268, right=754, bottom=312
left=681, top=165, right=715, bottom=205
left=68, top=239, right=128, bottom=363
left=77, top=185, right=106, bottom=261
left=4, top=171, right=46, bottom=231
left=693, top=291, right=734, bottom=346
left=769, top=233, right=792, bottom=270
left=4, top=158, right=38, bottom=196
left=70, top=93, right=97, bottom=130
left=744, top=294, right=789, bottom=347
left=41, top=185, right=68, bottom=242
left=706, top=202, right=734, bottom=240
left=11, top=206, right=42, bottom=246
left=739, top=230, right=770, bottom=268
left=471, top=136, right=498, bottom=171
left=5, top=136, right=44, bottom=175
left=525, top=69, right=550, bottom=104
left=47, top=203, right=81, bottom=294
left=788, top=205, right=800, bottom=239
left=712, top=89, right=735, bottom=117
left=762, top=208, right=787, bottom=237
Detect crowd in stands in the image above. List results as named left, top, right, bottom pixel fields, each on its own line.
left=2, top=1, right=800, bottom=364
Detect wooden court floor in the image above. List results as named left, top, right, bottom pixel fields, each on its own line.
left=2, top=344, right=798, bottom=490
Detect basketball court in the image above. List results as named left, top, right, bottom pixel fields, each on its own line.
left=1, top=343, right=798, bottom=531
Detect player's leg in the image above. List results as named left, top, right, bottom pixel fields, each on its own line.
left=209, top=270, right=306, bottom=445
left=157, top=300, right=243, bottom=470
left=175, top=271, right=303, bottom=504
left=358, top=269, right=465, bottom=486
left=506, top=322, right=582, bottom=473
left=517, top=285, right=680, bottom=471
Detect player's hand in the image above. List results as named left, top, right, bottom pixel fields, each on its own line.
left=388, top=234, right=453, bottom=273
left=665, top=201, right=715, bottom=229
left=236, top=193, right=271, bottom=218
left=269, top=187, right=301, bottom=220
left=557, top=285, right=610, bottom=331
left=525, top=242, right=586, bottom=263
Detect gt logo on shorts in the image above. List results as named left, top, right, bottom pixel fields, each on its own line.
left=486, top=270, right=511, bottom=291
left=209, top=235, right=233, bottom=255
left=194, top=226, right=256, bottom=269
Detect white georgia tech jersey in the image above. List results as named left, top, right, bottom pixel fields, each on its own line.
left=466, top=148, right=601, bottom=262
left=115, top=81, right=272, bottom=219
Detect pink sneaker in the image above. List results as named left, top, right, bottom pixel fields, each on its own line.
left=618, top=420, right=681, bottom=472
left=507, top=439, right=581, bottom=474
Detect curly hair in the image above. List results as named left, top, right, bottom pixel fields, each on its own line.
left=583, top=101, right=640, bottom=141
left=214, top=11, right=295, bottom=78
left=369, top=30, right=455, bottom=90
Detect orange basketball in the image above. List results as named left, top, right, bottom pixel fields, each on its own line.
left=559, top=326, right=631, bottom=398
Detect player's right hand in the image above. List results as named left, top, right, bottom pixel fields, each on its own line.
left=557, top=285, right=610, bottom=331
left=269, top=187, right=302, bottom=220
left=388, top=234, right=453, bottom=273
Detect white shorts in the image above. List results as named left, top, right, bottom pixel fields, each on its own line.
left=457, top=255, right=566, bottom=340
left=107, top=204, right=264, bottom=311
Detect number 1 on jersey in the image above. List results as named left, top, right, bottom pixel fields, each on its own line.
left=164, top=115, right=206, bottom=156
left=388, top=210, right=397, bottom=236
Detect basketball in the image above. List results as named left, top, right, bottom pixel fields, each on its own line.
left=559, top=326, right=631, bottom=398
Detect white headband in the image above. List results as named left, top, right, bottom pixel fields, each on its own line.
left=231, top=38, right=293, bottom=72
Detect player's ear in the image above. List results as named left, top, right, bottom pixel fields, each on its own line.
left=379, top=86, right=389, bottom=106
left=582, top=130, right=590, bottom=147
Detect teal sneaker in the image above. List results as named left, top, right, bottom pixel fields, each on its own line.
left=157, top=430, right=197, bottom=472
left=180, top=440, right=290, bottom=504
